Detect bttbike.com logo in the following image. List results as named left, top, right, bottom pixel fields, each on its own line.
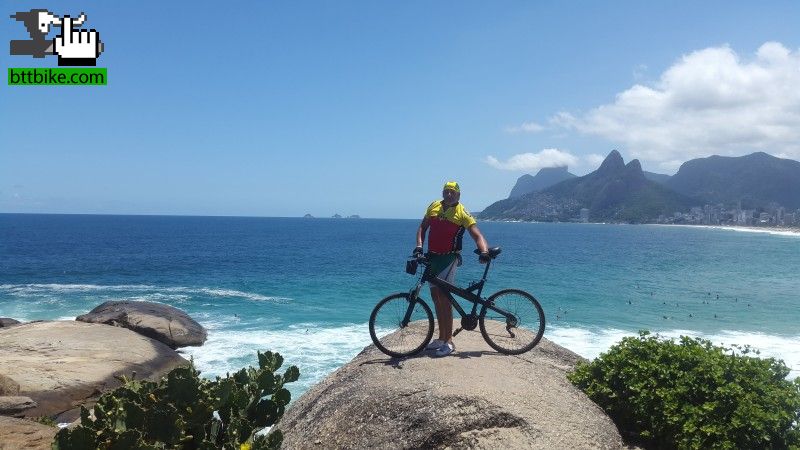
left=8, top=8, right=106, bottom=86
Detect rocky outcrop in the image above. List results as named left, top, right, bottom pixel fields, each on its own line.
left=0, top=374, right=20, bottom=395
left=0, top=321, right=188, bottom=419
left=278, top=329, right=628, bottom=449
left=0, top=396, right=37, bottom=416
left=0, top=318, right=20, bottom=328
left=76, top=300, right=207, bottom=349
left=0, top=416, right=57, bottom=450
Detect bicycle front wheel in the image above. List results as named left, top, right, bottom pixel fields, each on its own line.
left=479, top=289, right=545, bottom=355
left=369, top=293, right=434, bottom=358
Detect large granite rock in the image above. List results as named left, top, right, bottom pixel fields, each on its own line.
left=0, top=396, right=37, bottom=416
left=0, top=321, right=188, bottom=419
left=0, top=416, right=57, bottom=450
left=0, top=374, right=20, bottom=396
left=76, top=300, right=207, bottom=349
left=278, top=329, right=629, bottom=449
left=0, top=318, right=20, bottom=328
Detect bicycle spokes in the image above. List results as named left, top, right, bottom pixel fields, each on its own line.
left=369, top=293, right=435, bottom=358
left=480, top=289, right=545, bottom=355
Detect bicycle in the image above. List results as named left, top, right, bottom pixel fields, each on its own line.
left=368, top=247, right=546, bottom=358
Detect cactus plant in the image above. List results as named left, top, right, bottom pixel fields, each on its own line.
left=53, top=351, right=298, bottom=449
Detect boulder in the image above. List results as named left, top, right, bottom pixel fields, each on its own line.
left=278, top=329, right=628, bottom=449
left=0, top=321, right=188, bottom=419
left=76, top=300, right=207, bottom=349
left=0, top=416, right=57, bottom=450
left=0, top=396, right=37, bottom=416
left=0, top=374, right=20, bottom=395
left=0, top=318, right=20, bottom=328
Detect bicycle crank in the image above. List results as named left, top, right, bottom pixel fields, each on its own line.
left=461, top=314, right=478, bottom=331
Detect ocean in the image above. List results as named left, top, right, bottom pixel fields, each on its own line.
left=1, top=214, right=798, bottom=401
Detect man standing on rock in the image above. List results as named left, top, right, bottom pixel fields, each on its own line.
left=415, top=181, right=489, bottom=357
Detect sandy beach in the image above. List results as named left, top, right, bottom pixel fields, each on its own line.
left=651, top=223, right=800, bottom=238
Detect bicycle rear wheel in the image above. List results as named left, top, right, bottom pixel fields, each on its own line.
left=479, top=289, right=545, bottom=355
left=369, top=293, right=434, bottom=358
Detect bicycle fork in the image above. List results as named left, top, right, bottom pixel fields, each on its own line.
left=400, top=282, right=423, bottom=327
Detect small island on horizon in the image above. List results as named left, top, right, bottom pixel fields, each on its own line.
left=302, top=214, right=361, bottom=219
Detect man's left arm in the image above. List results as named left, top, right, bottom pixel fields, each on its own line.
left=468, top=225, right=488, bottom=254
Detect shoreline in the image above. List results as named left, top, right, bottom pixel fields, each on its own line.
left=651, top=223, right=800, bottom=237
left=479, top=218, right=800, bottom=237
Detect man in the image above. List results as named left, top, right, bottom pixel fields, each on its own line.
left=414, top=181, right=489, bottom=357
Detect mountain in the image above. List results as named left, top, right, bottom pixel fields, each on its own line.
left=508, top=167, right=577, bottom=198
left=665, top=152, right=800, bottom=209
left=480, top=150, right=692, bottom=223
left=643, top=171, right=670, bottom=184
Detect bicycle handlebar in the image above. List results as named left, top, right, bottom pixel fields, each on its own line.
left=410, top=254, right=430, bottom=264
left=410, top=246, right=502, bottom=263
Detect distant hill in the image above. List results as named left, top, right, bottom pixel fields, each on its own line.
left=480, top=150, right=692, bottom=223
left=665, top=152, right=800, bottom=209
left=643, top=171, right=670, bottom=184
left=508, top=167, right=577, bottom=198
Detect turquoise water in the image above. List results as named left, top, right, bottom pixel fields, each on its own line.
left=1, top=214, right=798, bottom=399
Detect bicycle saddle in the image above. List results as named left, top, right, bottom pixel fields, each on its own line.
left=474, top=247, right=502, bottom=258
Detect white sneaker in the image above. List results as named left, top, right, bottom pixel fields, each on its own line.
left=426, top=339, right=445, bottom=350
left=434, top=342, right=455, bottom=357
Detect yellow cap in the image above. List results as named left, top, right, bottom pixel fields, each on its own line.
left=443, top=181, right=460, bottom=192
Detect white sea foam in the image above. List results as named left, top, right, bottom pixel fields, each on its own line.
left=181, top=323, right=373, bottom=394
left=548, top=325, right=800, bottom=379
left=709, top=226, right=800, bottom=238
left=0, top=284, right=287, bottom=302
left=182, top=322, right=800, bottom=405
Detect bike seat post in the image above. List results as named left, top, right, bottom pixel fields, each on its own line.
left=476, top=259, right=492, bottom=297
left=481, top=258, right=492, bottom=281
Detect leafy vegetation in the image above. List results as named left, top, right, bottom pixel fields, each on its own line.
left=568, top=331, right=800, bottom=449
left=53, top=351, right=299, bottom=449
left=32, top=416, right=57, bottom=427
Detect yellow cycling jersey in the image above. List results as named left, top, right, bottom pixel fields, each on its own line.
left=424, top=200, right=476, bottom=254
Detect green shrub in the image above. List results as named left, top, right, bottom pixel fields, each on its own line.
left=568, top=331, right=800, bottom=449
left=53, top=351, right=299, bottom=449
left=32, top=416, right=57, bottom=427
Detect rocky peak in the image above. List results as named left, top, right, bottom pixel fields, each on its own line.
left=508, top=166, right=576, bottom=198
left=624, top=159, right=646, bottom=182
left=625, top=159, right=642, bottom=172
left=597, top=150, right=625, bottom=175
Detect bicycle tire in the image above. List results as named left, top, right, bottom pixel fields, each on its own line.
left=369, top=293, right=434, bottom=358
left=479, top=288, right=545, bottom=355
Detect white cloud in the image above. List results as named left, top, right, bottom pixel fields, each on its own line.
left=554, top=42, right=800, bottom=171
left=505, top=121, right=545, bottom=133
left=485, top=148, right=578, bottom=171
left=584, top=153, right=606, bottom=169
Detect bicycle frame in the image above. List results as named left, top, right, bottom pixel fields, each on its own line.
left=402, top=256, right=516, bottom=327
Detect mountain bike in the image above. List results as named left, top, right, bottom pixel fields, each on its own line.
left=368, top=247, right=546, bottom=358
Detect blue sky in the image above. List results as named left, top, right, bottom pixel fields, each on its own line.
left=2, top=1, right=800, bottom=218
